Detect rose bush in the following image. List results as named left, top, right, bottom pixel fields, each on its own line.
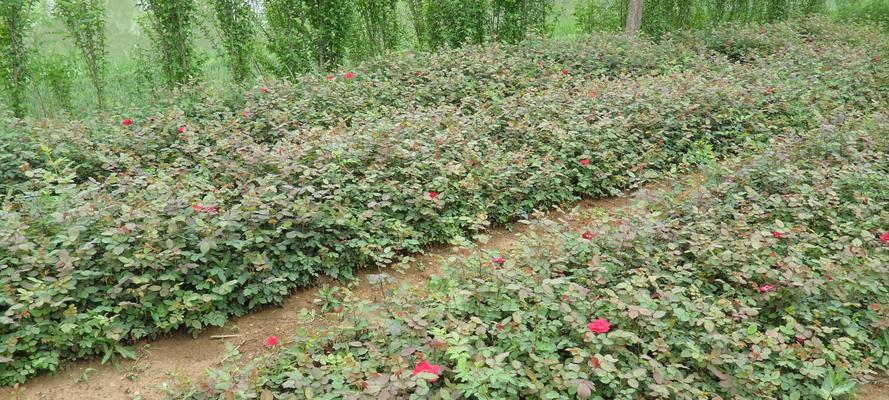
left=1, top=18, right=871, bottom=192
left=170, top=113, right=889, bottom=399
left=1, top=19, right=887, bottom=384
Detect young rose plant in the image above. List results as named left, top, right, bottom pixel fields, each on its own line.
left=170, top=115, right=889, bottom=399
left=1, top=18, right=886, bottom=386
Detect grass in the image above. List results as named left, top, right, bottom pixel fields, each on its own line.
left=834, top=0, right=889, bottom=30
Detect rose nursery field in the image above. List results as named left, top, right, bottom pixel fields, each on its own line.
left=1, top=17, right=889, bottom=399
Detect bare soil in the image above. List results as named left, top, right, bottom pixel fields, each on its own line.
left=2, top=181, right=885, bottom=400
left=858, top=380, right=889, bottom=400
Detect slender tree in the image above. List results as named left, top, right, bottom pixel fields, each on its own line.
left=264, top=0, right=354, bottom=74
left=423, top=0, right=488, bottom=48
left=626, top=0, right=643, bottom=35
left=0, top=0, right=35, bottom=117
left=141, top=0, right=200, bottom=87
left=211, top=0, right=256, bottom=83
left=354, top=0, right=400, bottom=58
left=491, top=0, right=554, bottom=44
left=55, top=0, right=107, bottom=109
left=405, top=0, right=425, bottom=46
left=575, top=0, right=628, bottom=33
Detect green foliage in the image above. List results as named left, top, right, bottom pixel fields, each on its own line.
left=405, top=0, right=426, bottom=46
left=0, top=0, right=35, bottom=118
left=55, top=0, right=107, bottom=109
left=10, top=0, right=877, bottom=119
left=172, top=113, right=889, bottom=399
left=490, top=0, right=555, bottom=43
left=264, top=0, right=355, bottom=75
left=643, top=0, right=702, bottom=35
left=31, top=52, right=76, bottom=113
left=0, top=18, right=887, bottom=386
left=140, top=0, right=201, bottom=86
left=422, top=0, right=489, bottom=48
left=210, top=0, right=256, bottom=83
left=575, top=0, right=628, bottom=33
left=415, top=0, right=555, bottom=48
left=708, top=0, right=822, bottom=23
left=353, top=0, right=401, bottom=59
left=577, top=0, right=829, bottom=36
left=834, top=0, right=889, bottom=31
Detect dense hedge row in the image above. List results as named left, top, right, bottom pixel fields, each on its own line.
left=172, top=114, right=889, bottom=399
left=2, top=19, right=878, bottom=192
left=0, top=20, right=819, bottom=191
left=1, top=19, right=887, bottom=384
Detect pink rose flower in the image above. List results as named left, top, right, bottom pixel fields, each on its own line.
left=588, top=318, right=611, bottom=334
left=412, top=360, right=442, bottom=381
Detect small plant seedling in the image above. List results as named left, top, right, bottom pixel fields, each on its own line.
left=77, top=368, right=97, bottom=384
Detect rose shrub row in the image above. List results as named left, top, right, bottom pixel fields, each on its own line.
left=170, top=113, right=889, bottom=399
left=0, top=19, right=887, bottom=384
left=0, top=19, right=853, bottom=192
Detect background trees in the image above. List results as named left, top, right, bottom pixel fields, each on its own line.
left=1, top=0, right=884, bottom=118
left=0, top=0, right=35, bottom=117
left=211, top=0, right=256, bottom=83
left=140, top=0, right=200, bottom=87
left=56, top=0, right=107, bottom=109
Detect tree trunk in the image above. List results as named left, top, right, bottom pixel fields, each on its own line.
left=626, top=0, right=643, bottom=36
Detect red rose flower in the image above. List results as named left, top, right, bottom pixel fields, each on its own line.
left=412, top=360, right=442, bottom=381
left=579, top=159, right=590, bottom=166
left=261, top=87, right=269, bottom=93
left=492, top=257, right=505, bottom=265
left=772, top=231, right=783, bottom=239
left=880, top=232, right=889, bottom=244
left=264, top=336, right=279, bottom=347
left=427, top=191, right=438, bottom=200
left=758, top=284, right=774, bottom=293
left=588, top=318, right=611, bottom=334
left=590, top=355, right=601, bottom=369
left=345, top=72, right=354, bottom=79
left=122, top=118, right=133, bottom=126
left=326, top=74, right=334, bottom=80
left=562, top=69, right=569, bottom=75
left=581, top=231, right=595, bottom=241
left=178, top=126, right=187, bottom=133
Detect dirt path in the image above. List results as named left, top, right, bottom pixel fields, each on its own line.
left=2, top=180, right=886, bottom=400
left=859, top=381, right=889, bottom=400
